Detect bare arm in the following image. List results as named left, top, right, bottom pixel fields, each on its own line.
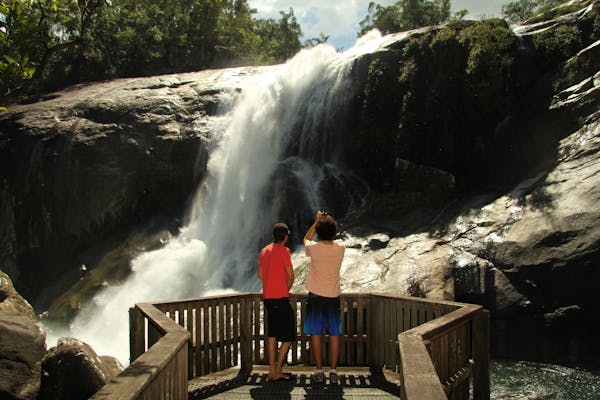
left=303, top=211, right=323, bottom=246
left=257, top=264, right=263, bottom=280
left=284, top=265, right=294, bottom=290
left=303, top=222, right=316, bottom=246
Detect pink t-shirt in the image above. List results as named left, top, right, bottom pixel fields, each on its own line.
left=305, top=241, right=345, bottom=297
left=259, top=242, right=292, bottom=299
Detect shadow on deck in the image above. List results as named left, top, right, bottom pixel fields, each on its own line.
left=188, top=366, right=401, bottom=399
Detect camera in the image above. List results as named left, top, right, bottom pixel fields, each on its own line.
left=321, top=210, right=329, bottom=216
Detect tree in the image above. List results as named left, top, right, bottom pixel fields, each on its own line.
left=501, top=0, right=564, bottom=24
left=276, top=9, right=303, bottom=60
left=304, top=33, right=330, bottom=48
left=359, top=0, right=461, bottom=36
left=0, top=0, right=104, bottom=103
left=216, top=0, right=261, bottom=64
left=359, top=2, right=402, bottom=35
left=1, top=0, right=310, bottom=101
left=255, top=8, right=303, bottom=63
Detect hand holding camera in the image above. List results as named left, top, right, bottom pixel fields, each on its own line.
left=316, top=210, right=329, bottom=220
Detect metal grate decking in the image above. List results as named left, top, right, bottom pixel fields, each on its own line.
left=188, top=365, right=402, bottom=399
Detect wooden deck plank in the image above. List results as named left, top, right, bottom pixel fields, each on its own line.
left=188, top=365, right=401, bottom=399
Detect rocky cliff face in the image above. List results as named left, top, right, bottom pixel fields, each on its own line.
left=0, top=68, right=265, bottom=310
left=0, top=0, right=598, bottom=368
left=337, top=0, right=600, bottom=367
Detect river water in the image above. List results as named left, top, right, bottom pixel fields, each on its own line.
left=491, top=359, right=600, bottom=399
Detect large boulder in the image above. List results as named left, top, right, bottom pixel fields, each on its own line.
left=0, top=68, right=265, bottom=310
left=0, top=271, right=46, bottom=400
left=38, top=337, right=123, bottom=400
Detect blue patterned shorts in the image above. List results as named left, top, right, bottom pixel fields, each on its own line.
left=303, top=292, right=342, bottom=336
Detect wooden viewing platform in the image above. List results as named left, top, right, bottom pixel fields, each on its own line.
left=90, top=293, right=490, bottom=400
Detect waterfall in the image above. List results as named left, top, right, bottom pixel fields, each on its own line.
left=46, top=30, right=390, bottom=364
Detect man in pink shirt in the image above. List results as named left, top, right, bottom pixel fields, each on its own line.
left=258, top=223, right=295, bottom=381
left=303, top=212, right=345, bottom=384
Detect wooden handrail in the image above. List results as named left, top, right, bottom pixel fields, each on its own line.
left=92, top=292, right=489, bottom=400
left=398, top=334, right=447, bottom=399
left=397, top=304, right=490, bottom=400
left=403, top=304, right=482, bottom=338
left=90, top=303, right=190, bottom=400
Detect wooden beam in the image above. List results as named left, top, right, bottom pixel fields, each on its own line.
left=472, top=310, right=490, bottom=400
left=398, top=334, right=447, bottom=400
left=129, top=307, right=145, bottom=363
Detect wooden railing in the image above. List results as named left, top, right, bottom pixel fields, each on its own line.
left=91, top=292, right=489, bottom=400
left=90, top=303, right=190, bottom=400
left=397, top=300, right=490, bottom=400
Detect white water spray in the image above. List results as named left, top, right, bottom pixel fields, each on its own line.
left=47, top=31, right=391, bottom=363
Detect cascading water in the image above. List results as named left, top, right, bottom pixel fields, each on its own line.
left=45, top=31, right=390, bottom=364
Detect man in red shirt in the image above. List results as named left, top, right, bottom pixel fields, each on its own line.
left=258, top=222, right=295, bottom=381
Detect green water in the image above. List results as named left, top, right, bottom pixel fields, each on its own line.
left=491, top=359, right=600, bottom=399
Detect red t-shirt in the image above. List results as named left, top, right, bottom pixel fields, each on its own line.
left=259, top=242, right=292, bottom=299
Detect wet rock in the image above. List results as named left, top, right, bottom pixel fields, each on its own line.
left=365, top=234, right=391, bottom=251
left=38, top=337, right=122, bottom=400
left=0, top=271, right=46, bottom=400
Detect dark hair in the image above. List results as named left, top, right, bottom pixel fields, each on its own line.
left=273, top=223, right=290, bottom=242
left=316, top=215, right=337, bottom=240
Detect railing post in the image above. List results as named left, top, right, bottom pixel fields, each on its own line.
left=240, top=296, right=253, bottom=374
left=129, top=306, right=145, bottom=363
left=472, top=309, right=490, bottom=400
left=368, top=295, right=385, bottom=369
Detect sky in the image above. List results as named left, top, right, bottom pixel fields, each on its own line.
left=248, top=0, right=513, bottom=50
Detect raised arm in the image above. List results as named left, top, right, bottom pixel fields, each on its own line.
left=303, top=211, right=323, bottom=246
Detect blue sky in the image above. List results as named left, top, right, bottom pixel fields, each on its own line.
left=248, top=0, right=513, bottom=50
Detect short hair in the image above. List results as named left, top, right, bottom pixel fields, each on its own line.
left=273, top=223, right=290, bottom=242
left=316, top=215, right=337, bottom=240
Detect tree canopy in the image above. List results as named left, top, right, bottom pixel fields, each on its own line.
left=501, top=0, right=565, bottom=24
left=358, top=0, right=466, bottom=36
left=0, top=0, right=104, bottom=103
left=0, top=0, right=309, bottom=104
left=5, top=0, right=559, bottom=105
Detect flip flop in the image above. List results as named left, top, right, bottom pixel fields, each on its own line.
left=268, top=374, right=296, bottom=382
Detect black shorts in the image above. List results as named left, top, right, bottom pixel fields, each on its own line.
left=264, top=298, right=296, bottom=342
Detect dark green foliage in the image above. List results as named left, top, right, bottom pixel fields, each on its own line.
left=532, top=25, right=582, bottom=67
left=458, top=19, right=516, bottom=117
left=253, top=9, right=303, bottom=64
left=528, top=4, right=586, bottom=23
left=358, top=0, right=456, bottom=36
left=356, top=19, right=517, bottom=190
left=0, top=0, right=104, bottom=101
left=304, top=33, right=330, bottom=48
left=353, top=0, right=596, bottom=199
left=501, top=0, right=564, bottom=23
left=502, top=0, right=596, bottom=24
left=350, top=56, right=402, bottom=187
left=1, top=0, right=307, bottom=102
left=550, top=4, right=600, bottom=92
